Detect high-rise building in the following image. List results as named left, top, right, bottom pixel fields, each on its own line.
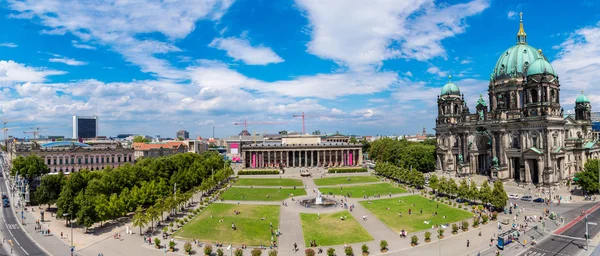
left=176, top=130, right=189, bottom=140
left=73, top=116, right=98, bottom=139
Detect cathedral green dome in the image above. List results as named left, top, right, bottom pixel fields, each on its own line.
left=526, top=58, right=555, bottom=76
left=492, top=14, right=544, bottom=80
left=440, top=76, right=460, bottom=96
left=576, top=91, right=590, bottom=103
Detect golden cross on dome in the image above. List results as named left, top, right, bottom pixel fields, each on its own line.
left=519, top=12, right=523, bottom=21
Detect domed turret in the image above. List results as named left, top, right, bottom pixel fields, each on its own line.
left=527, top=57, right=556, bottom=76
left=491, top=13, right=544, bottom=80
left=576, top=90, right=590, bottom=103
left=440, top=76, right=460, bottom=96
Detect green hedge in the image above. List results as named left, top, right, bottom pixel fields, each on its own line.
left=238, top=170, right=280, bottom=175
left=327, top=168, right=368, bottom=173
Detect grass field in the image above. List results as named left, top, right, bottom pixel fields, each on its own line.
left=173, top=204, right=280, bottom=245
left=360, top=195, right=472, bottom=233
left=234, top=178, right=303, bottom=187
left=300, top=211, right=373, bottom=246
left=318, top=183, right=406, bottom=198
left=221, top=187, right=306, bottom=201
left=314, top=176, right=381, bottom=186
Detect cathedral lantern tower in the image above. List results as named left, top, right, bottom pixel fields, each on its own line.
left=575, top=91, right=592, bottom=121
left=437, top=76, right=466, bottom=124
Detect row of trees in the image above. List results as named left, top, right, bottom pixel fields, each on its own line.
left=368, top=138, right=435, bottom=172
left=32, top=151, right=232, bottom=229
left=428, top=175, right=508, bottom=210
left=575, top=159, right=600, bottom=193
left=374, top=162, right=425, bottom=188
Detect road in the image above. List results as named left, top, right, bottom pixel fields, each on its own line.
left=521, top=202, right=600, bottom=256
left=0, top=155, right=48, bottom=256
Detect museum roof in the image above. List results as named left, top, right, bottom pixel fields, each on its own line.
left=41, top=141, right=90, bottom=148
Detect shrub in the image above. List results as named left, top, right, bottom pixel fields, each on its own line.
left=345, top=246, right=353, bottom=256
left=361, top=244, right=369, bottom=253
left=424, top=231, right=431, bottom=242
left=154, top=238, right=161, bottom=247
left=438, top=228, right=445, bottom=238
left=328, top=168, right=368, bottom=174
left=169, top=241, right=176, bottom=249
left=251, top=248, right=262, bottom=256
left=411, top=235, right=418, bottom=245
left=327, top=248, right=335, bottom=256
left=268, top=250, right=277, bottom=256
left=184, top=242, right=192, bottom=254
left=482, top=215, right=489, bottom=224
left=205, top=245, right=213, bottom=255
left=492, top=212, right=498, bottom=220
left=234, top=249, right=244, bottom=256
left=451, top=224, right=459, bottom=234
left=305, top=248, right=315, bottom=256
left=473, top=219, right=479, bottom=227
left=238, top=170, right=280, bottom=175
left=462, top=221, right=469, bottom=231
left=217, top=249, right=225, bottom=256
left=379, top=240, right=388, bottom=250
left=184, top=217, right=189, bottom=222
left=163, top=227, right=168, bottom=234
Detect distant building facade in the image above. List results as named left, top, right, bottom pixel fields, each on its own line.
left=176, top=130, right=189, bottom=140
left=13, top=141, right=133, bottom=174
left=73, top=116, right=98, bottom=139
left=133, top=141, right=188, bottom=160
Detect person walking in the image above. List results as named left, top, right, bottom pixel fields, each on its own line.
left=467, top=239, right=470, bottom=247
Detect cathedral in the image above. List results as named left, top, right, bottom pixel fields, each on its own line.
left=434, top=14, right=598, bottom=185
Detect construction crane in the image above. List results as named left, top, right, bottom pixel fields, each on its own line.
left=2, top=118, right=27, bottom=152
left=23, top=126, right=56, bottom=139
left=292, top=112, right=334, bottom=135
left=233, top=119, right=286, bottom=131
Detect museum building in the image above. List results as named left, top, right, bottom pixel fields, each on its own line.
left=434, top=14, right=599, bottom=185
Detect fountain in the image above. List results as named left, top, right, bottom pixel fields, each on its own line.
left=300, top=189, right=337, bottom=208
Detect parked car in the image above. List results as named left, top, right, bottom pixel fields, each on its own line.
left=508, top=194, right=519, bottom=199
left=533, top=198, right=544, bottom=203
left=456, top=198, right=469, bottom=203
left=520, top=195, right=533, bottom=201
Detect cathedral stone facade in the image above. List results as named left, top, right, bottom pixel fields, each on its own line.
left=435, top=14, right=598, bottom=185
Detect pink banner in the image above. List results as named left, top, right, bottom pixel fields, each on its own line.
left=349, top=152, right=353, bottom=165
left=252, top=153, right=256, bottom=168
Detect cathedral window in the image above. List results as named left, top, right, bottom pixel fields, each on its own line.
left=532, top=134, right=538, bottom=148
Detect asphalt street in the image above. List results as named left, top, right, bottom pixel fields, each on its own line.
left=521, top=202, right=600, bottom=256
left=0, top=155, right=47, bottom=256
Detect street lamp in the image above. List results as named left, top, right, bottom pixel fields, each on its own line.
left=63, top=213, right=73, bottom=256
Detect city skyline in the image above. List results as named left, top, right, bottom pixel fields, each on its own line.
left=0, top=0, right=599, bottom=137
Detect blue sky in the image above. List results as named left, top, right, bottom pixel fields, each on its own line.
left=0, top=0, right=599, bottom=139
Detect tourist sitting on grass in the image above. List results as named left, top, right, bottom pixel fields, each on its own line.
left=398, top=212, right=402, bottom=217
left=423, top=220, right=430, bottom=225
left=219, top=219, right=224, bottom=222
left=387, top=207, right=391, bottom=210
left=261, top=217, right=266, bottom=220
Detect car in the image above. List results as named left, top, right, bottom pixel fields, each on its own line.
left=520, top=195, right=533, bottom=201
left=456, top=198, right=469, bottom=203
left=1, top=193, right=6, bottom=199
left=3, top=198, right=9, bottom=207
left=508, top=194, right=519, bottom=199
left=533, top=198, right=544, bottom=203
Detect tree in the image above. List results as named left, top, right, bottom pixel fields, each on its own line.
left=448, top=178, right=458, bottom=198
left=278, top=130, right=288, bottom=135
left=133, top=136, right=151, bottom=143
left=95, top=194, right=110, bottom=227
left=349, top=137, right=358, bottom=144
left=468, top=181, right=479, bottom=203
left=490, top=181, right=509, bottom=210
left=360, top=139, right=371, bottom=154
left=11, top=155, right=49, bottom=182
left=312, top=130, right=321, bottom=135
left=438, top=177, right=448, bottom=195
left=108, top=193, right=126, bottom=219
left=76, top=190, right=98, bottom=229
left=132, top=206, right=148, bottom=236
left=429, top=175, right=439, bottom=194
left=147, top=206, right=160, bottom=232
left=35, top=173, right=65, bottom=207
left=576, top=159, right=600, bottom=193
left=457, top=179, right=469, bottom=199
left=479, top=182, right=493, bottom=206
left=177, top=137, right=184, bottom=141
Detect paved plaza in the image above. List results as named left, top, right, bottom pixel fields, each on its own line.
left=4, top=167, right=600, bottom=256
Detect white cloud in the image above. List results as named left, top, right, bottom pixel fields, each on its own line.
left=404, top=71, right=413, bottom=77
left=7, top=0, right=235, bottom=79
left=552, top=23, right=600, bottom=109
left=426, top=66, right=448, bottom=77
left=507, top=11, right=517, bottom=20
left=295, top=0, right=489, bottom=70
left=0, top=43, right=18, bottom=48
left=209, top=36, right=284, bottom=65
left=460, top=59, right=472, bottom=64
left=0, top=60, right=65, bottom=83
left=49, top=57, right=88, bottom=66
left=71, top=40, right=96, bottom=50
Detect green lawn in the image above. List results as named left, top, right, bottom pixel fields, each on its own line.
left=221, top=187, right=306, bottom=201
left=360, top=195, right=473, bottom=233
left=318, top=183, right=406, bottom=198
left=234, top=178, right=303, bottom=187
left=314, top=176, right=381, bottom=186
left=173, top=204, right=280, bottom=246
left=300, top=211, right=373, bottom=247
